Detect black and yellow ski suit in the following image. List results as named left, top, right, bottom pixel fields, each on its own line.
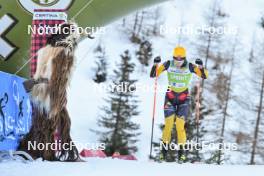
left=150, top=59, right=208, bottom=146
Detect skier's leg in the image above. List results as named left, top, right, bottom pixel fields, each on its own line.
left=162, top=91, right=177, bottom=144
left=175, top=116, right=187, bottom=162
left=160, top=95, right=176, bottom=161
left=161, top=114, right=174, bottom=161
left=162, top=114, right=175, bottom=144
left=175, top=116, right=186, bottom=145
left=176, top=97, right=190, bottom=162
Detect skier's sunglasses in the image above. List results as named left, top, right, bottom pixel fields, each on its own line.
left=173, top=57, right=185, bottom=61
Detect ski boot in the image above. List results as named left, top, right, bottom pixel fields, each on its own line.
left=178, top=147, right=187, bottom=164
left=159, top=153, right=165, bottom=162
left=178, top=153, right=187, bottom=164
left=159, top=145, right=168, bottom=162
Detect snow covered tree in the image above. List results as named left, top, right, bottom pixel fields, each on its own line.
left=216, top=37, right=237, bottom=164
left=232, top=32, right=264, bottom=164
left=96, top=50, right=141, bottom=156
left=93, top=44, right=108, bottom=83
left=248, top=33, right=257, bottom=63
left=136, top=39, right=153, bottom=72
left=130, top=11, right=141, bottom=43
left=125, top=7, right=163, bottom=43
left=250, top=71, right=264, bottom=164
left=197, top=0, right=228, bottom=70
left=194, top=0, right=230, bottom=163
left=249, top=21, right=264, bottom=164
left=145, top=7, right=163, bottom=37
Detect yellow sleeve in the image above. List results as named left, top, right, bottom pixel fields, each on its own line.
left=193, top=66, right=209, bottom=79
left=150, top=60, right=170, bottom=78
left=156, top=64, right=166, bottom=77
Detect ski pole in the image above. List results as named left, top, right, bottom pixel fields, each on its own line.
left=195, top=81, right=201, bottom=142
left=149, top=61, right=159, bottom=159
left=194, top=79, right=201, bottom=162
left=194, top=59, right=203, bottom=144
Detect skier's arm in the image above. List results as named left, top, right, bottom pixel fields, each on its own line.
left=150, top=60, right=170, bottom=78
left=189, top=60, right=208, bottom=79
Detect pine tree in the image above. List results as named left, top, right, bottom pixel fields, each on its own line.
left=93, top=44, right=108, bottom=83
left=250, top=71, right=264, bottom=164
left=130, top=12, right=141, bottom=43
left=151, top=7, right=163, bottom=36
left=216, top=37, right=238, bottom=164
left=125, top=7, right=163, bottom=43
left=194, top=0, right=229, bottom=163
left=249, top=20, right=264, bottom=164
left=136, top=40, right=153, bottom=72
left=234, top=32, right=264, bottom=164
left=96, top=50, right=141, bottom=156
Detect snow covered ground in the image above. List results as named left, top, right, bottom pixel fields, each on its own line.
left=1, top=0, right=264, bottom=175
left=66, top=0, right=264, bottom=163
left=1, top=158, right=264, bottom=176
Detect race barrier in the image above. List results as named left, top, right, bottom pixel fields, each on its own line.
left=0, top=71, right=32, bottom=151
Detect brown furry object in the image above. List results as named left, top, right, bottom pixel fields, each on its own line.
left=19, top=23, right=86, bottom=161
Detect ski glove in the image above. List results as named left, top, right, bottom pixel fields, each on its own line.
left=154, top=56, right=161, bottom=64
left=195, top=58, right=203, bottom=66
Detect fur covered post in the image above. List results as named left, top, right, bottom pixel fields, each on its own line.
left=19, top=23, right=85, bottom=161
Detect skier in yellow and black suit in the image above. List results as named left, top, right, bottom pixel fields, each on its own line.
left=150, top=46, right=208, bottom=162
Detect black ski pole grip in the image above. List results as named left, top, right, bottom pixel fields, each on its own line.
left=154, top=56, right=161, bottom=63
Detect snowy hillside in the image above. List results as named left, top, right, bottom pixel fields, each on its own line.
left=1, top=158, right=264, bottom=176
left=1, top=0, right=264, bottom=175
left=67, top=0, right=264, bottom=164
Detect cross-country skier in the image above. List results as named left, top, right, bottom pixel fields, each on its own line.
left=150, top=46, right=208, bottom=162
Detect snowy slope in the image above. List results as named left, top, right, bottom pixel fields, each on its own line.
left=67, top=0, right=264, bottom=164
left=1, top=1, right=264, bottom=176
left=1, top=158, right=264, bottom=176
left=67, top=23, right=167, bottom=161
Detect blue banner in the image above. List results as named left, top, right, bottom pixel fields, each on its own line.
left=0, top=71, right=32, bottom=151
